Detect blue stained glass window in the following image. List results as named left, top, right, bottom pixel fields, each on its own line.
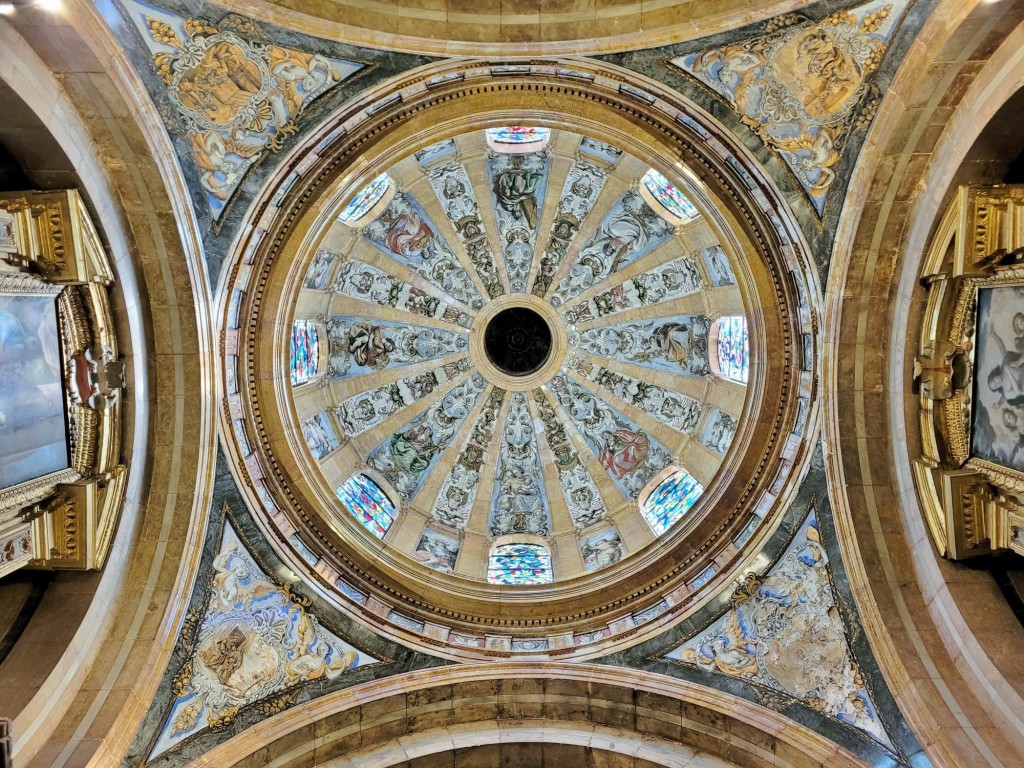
left=486, top=126, right=550, bottom=144
left=487, top=543, right=553, bottom=585
left=643, top=169, right=699, bottom=221
left=337, top=474, right=396, bottom=538
left=486, top=126, right=551, bottom=145
left=339, top=174, right=390, bottom=224
left=641, top=469, right=704, bottom=536
left=716, top=316, right=749, bottom=384
left=290, top=320, right=319, bottom=386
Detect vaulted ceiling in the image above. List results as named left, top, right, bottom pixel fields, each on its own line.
left=1, top=1, right=1023, bottom=767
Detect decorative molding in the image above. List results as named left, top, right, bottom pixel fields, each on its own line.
left=916, top=185, right=1024, bottom=558
left=217, top=60, right=820, bottom=659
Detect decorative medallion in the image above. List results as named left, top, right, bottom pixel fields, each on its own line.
left=671, top=0, right=909, bottom=214
left=122, top=0, right=362, bottom=218
left=666, top=511, right=894, bottom=751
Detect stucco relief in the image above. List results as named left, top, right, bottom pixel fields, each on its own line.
left=413, top=527, right=460, bottom=573
left=125, top=0, right=362, bottom=218
left=489, top=392, right=552, bottom=537
left=487, top=151, right=551, bottom=292
left=562, top=254, right=704, bottom=325
left=431, top=387, right=506, bottom=530
left=579, top=525, right=626, bottom=571
left=550, top=191, right=674, bottom=306
left=324, top=317, right=467, bottom=380
left=671, top=0, right=908, bottom=214
left=150, top=521, right=376, bottom=759
left=420, top=153, right=504, bottom=299
left=367, top=374, right=487, bottom=502
left=362, top=193, right=483, bottom=309
left=572, top=357, right=703, bottom=435
left=333, top=357, right=473, bottom=437
left=332, top=257, right=473, bottom=328
left=532, top=153, right=615, bottom=297
left=533, top=389, right=608, bottom=530
left=700, top=408, right=738, bottom=456
left=666, top=511, right=893, bottom=751
left=570, top=314, right=711, bottom=377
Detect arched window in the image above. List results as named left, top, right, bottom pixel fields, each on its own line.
left=337, top=473, right=396, bottom=538
left=289, top=320, right=319, bottom=386
left=711, top=316, right=750, bottom=384
left=485, top=126, right=551, bottom=154
left=338, top=173, right=391, bottom=226
left=487, top=543, right=552, bottom=585
left=641, top=469, right=704, bottom=536
left=642, top=168, right=698, bottom=223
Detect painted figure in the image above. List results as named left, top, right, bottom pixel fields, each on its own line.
left=599, top=428, right=650, bottom=479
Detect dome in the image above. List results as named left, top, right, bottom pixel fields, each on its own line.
left=221, top=64, right=815, bottom=659
left=286, top=127, right=750, bottom=584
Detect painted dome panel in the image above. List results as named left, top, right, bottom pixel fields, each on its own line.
left=281, top=128, right=751, bottom=585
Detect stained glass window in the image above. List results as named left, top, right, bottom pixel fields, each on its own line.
left=643, top=169, right=699, bottom=221
left=487, top=543, right=553, bottom=585
left=715, top=316, right=749, bottom=384
left=641, top=469, right=704, bottom=536
left=486, top=126, right=550, bottom=145
left=337, top=474, right=396, bottom=538
left=290, top=320, right=319, bottom=386
left=339, top=173, right=390, bottom=224
left=485, top=127, right=551, bottom=154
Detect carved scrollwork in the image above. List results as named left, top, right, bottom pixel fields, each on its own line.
left=917, top=186, right=1024, bottom=559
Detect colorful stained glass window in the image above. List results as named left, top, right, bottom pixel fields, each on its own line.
left=337, top=474, right=396, bottom=538
left=485, top=126, right=551, bottom=146
left=290, top=320, right=319, bottom=386
left=487, top=543, right=553, bottom=585
left=641, top=469, right=704, bottom=536
left=643, top=169, right=698, bottom=221
left=716, top=316, right=749, bottom=384
left=339, top=173, right=390, bottom=224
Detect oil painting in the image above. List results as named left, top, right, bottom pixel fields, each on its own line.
left=971, top=286, right=1024, bottom=470
left=0, top=294, right=68, bottom=490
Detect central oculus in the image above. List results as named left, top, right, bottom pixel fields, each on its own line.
left=483, top=307, right=553, bottom=376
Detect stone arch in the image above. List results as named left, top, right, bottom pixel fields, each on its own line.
left=824, top=0, right=1024, bottom=764
left=179, top=664, right=865, bottom=768
left=0, top=6, right=215, bottom=766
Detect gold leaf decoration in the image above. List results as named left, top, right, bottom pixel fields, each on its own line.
left=861, top=6, right=892, bottom=33
left=169, top=699, right=201, bottom=736
left=145, top=17, right=180, bottom=48
left=183, top=17, right=218, bottom=39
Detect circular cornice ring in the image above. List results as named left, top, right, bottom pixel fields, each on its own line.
left=471, top=294, right=566, bottom=392
left=218, top=58, right=821, bottom=661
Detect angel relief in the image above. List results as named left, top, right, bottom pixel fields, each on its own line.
left=138, top=11, right=361, bottom=216
left=673, top=1, right=906, bottom=213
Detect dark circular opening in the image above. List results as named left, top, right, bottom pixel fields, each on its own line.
left=484, top=307, right=552, bottom=376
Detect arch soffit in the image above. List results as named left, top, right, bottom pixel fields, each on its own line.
left=0, top=3, right=217, bottom=766
left=823, top=0, right=1024, bottom=764
left=182, top=663, right=865, bottom=768
left=208, top=0, right=812, bottom=58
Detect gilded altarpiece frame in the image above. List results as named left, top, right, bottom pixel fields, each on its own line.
left=915, top=186, right=1024, bottom=559
left=0, top=190, right=127, bottom=576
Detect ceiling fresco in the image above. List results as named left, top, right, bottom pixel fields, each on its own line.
left=670, top=0, right=910, bottom=215
left=8, top=0, right=1013, bottom=765
left=286, top=128, right=751, bottom=583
